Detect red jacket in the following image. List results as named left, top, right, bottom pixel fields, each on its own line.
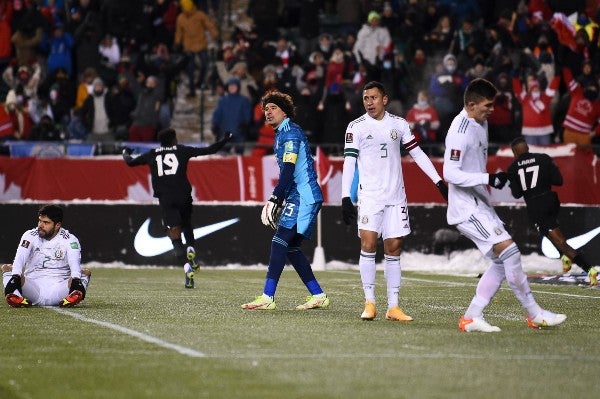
left=513, top=76, right=559, bottom=136
left=562, top=68, right=600, bottom=135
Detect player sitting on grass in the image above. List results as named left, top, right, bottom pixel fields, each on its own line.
left=3, top=205, right=91, bottom=307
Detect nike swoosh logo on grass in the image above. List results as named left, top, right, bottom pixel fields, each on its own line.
left=134, top=217, right=240, bottom=257
left=541, top=226, right=600, bottom=259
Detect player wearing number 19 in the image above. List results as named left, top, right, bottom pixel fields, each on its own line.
left=122, top=128, right=231, bottom=288
left=507, top=136, right=598, bottom=285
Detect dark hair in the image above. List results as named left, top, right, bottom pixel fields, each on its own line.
left=261, top=91, right=295, bottom=118
left=510, top=136, right=527, bottom=147
left=157, top=128, right=177, bottom=146
left=39, top=204, right=63, bottom=223
left=464, top=78, right=498, bottom=105
left=363, top=81, right=387, bottom=97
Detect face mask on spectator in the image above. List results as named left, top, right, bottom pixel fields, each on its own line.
left=418, top=99, right=428, bottom=107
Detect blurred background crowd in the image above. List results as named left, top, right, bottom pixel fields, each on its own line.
left=0, top=0, right=598, bottom=156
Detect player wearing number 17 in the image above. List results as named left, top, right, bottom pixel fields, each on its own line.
left=506, top=137, right=598, bottom=285
left=122, top=128, right=231, bottom=287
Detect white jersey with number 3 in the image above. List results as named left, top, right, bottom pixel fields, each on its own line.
left=344, top=111, right=417, bottom=205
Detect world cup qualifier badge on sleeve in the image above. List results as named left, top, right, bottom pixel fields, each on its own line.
left=346, top=132, right=353, bottom=143
left=450, top=149, right=461, bottom=161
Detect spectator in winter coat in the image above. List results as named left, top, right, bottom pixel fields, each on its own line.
left=174, top=0, right=219, bottom=97
left=81, top=77, right=112, bottom=143
left=211, top=77, right=252, bottom=154
left=128, top=75, right=162, bottom=142
left=405, top=90, right=440, bottom=146
left=352, top=11, right=391, bottom=66
left=513, top=74, right=560, bottom=145
left=561, top=67, right=600, bottom=146
left=44, top=23, right=74, bottom=78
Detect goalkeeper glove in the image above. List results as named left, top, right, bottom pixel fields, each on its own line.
left=261, top=195, right=283, bottom=229
left=341, top=197, right=357, bottom=225
left=70, top=278, right=86, bottom=299
left=436, top=180, right=448, bottom=200
left=488, top=172, right=508, bottom=189
left=4, top=274, right=22, bottom=296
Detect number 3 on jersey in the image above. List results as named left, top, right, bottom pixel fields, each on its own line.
left=155, top=153, right=179, bottom=176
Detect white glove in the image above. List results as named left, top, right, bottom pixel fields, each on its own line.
left=261, top=195, right=283, bottom=229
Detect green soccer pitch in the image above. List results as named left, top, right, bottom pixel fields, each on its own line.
left=1, top=267, right=599, bottom=399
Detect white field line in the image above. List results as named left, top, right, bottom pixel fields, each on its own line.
left=47, top=273, right=599, bottom=362
left=48, top=307, right=206, bottom=358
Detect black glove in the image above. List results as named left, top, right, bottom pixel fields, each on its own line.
left=436, top=180, right=448, bottom=200
left=488, top=172, right=508, bottom=189
left=4, top=274, right=22, bottom=295
left=261, top=195, right=284, bottom=229
left=342, top=197, right=357, bottom=225
left=70, top=278, right=86, bottom=299
left=206, top=132, right=233, bottom=153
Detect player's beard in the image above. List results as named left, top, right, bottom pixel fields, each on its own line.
left=38, top=226, right=59, bottom=240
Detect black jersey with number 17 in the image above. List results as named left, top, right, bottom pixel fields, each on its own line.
left=507, top=152, right=563, bottom=202
left=125, top=145, right=216, bottom=200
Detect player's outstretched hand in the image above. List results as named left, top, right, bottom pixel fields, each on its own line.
left=261, top=195, right=283, bottom=229
left=342, top=197, right=357, bottom=225
left=122, top=147, right=134, bottom=160
left=488, top=172, right=508, bottom=189
left=436, top=180, right=448, bottom=200
left=207, top=132, right=233, bottom=153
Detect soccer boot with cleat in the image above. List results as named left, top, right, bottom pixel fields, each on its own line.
left=60, top=290, right=84, bottom=307
left=187, top=246, right=199, bottom=271
left=588, top=266, right=599, bottom=286
left=241, top=295, right=276, bottom=310
left=5, top=293, right=32, bottom=308
left=561, top=254, right=572, bottom=273
left=385, top=306, right=413, bottom=321
left=295, top=294, right=330, bottom=310
left=526, top=310, right=567, bottom=329
left=184, top=263, right=194, bottom=289
left=459, top=316, right=501, bottom=332
left=361, top=301, right=377, bottom=320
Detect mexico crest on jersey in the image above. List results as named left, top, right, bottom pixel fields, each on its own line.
left=390, top=129, right=399, bottom=140
left=55, top=248, right=64, bottom=259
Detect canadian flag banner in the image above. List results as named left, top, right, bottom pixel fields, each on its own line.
left=551, top=12, right=576, bottom=51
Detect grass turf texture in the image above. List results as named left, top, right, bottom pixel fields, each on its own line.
left=1, top=268, right=598, bottom=399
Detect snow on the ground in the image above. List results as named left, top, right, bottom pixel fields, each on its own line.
left=84, top=249, right=568, bottom=277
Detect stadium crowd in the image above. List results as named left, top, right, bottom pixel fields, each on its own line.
left=0, top=0, right=598, bottom=156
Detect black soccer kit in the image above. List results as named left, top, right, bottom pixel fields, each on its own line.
left=125, top=144, right=217, bottom=228
left=507, top=152, right=563, bottom=233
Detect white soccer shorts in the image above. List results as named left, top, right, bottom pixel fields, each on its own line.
left=356, top=201, right=411, bottom=240
left=456, top=209, right=512, bottom=258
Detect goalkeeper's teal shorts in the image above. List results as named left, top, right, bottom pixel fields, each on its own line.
left=279, top=201, right=322, bottom=239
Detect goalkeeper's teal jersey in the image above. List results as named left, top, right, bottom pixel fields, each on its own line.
left=274, top=119, right=323, bottom=205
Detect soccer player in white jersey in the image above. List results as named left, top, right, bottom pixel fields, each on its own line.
left=341, top=81, right=448, bottom=321
left=443, top=78, right=566, bottom=332
left=2, top=205, right=90, bottom=307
